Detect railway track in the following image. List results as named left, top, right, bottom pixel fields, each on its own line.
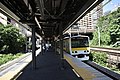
left=84, top=61, right=120, bottom=80
left=0, top=48, right=41, bottom=80
left=0, top=53, right=31, bottom=77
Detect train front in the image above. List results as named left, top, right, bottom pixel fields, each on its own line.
left=71, top=36, right=90, bottom=61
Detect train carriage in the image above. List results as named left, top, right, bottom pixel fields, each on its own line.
left=63, top=35, right=90, bottom=61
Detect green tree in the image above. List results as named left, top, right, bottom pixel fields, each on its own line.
left=108, top=8, right=120, bottom=44
left=0, top=24, right=26, bottom=54
left=91, top=7, right=120, bottom=46
left=90, top=31, right=99, bottom=46
left=91, top=16, right=111, bottom=46
left=0, top=23, right=5, bottom=50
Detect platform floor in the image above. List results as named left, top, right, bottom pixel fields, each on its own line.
left=17, top=48, right=83, bottom=80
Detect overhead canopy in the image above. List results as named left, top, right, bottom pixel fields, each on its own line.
left=1, top=0, right=103, bottom=40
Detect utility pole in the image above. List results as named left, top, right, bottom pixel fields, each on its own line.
left=98, top=27, right=100, bottom=46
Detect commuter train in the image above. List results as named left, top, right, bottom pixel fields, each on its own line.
left=63, top=35, right=90, bottom=61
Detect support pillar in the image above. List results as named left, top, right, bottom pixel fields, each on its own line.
left=60, top=33, right=64, bottom=59
left=59, top=22, right=64, bottom=70
left=41, top=39, right=44, bottom=55
left=55, top=40, right=57, bottom=53
left=32, top=27, right=36, bottom=69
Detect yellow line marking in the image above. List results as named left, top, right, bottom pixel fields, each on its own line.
left=72, top=69, right=80, bottom=77
left=64, top=55, right=95, bottom=80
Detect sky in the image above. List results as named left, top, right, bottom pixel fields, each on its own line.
left=103, top=0, right=120, bottom=13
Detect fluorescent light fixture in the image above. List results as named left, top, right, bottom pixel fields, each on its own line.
left=35, top=17, right=44, bottom=35
left=35, top=16, right=41, bottom=29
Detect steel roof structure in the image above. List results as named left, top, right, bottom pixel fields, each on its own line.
left=0, top=0, right=103, bottom=40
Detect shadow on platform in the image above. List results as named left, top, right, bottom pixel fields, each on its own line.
left=16, top=48, right=83, bottom=80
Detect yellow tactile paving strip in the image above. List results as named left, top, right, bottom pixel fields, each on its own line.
left=64, top=54, right=96, bottom=80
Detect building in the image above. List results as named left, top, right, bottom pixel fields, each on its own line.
left=92, top=3, right=103, bottom=28
left=66, top=3, right=103, bottom=35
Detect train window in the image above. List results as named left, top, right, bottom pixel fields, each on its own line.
left=71, top=37, right=89, bottom=48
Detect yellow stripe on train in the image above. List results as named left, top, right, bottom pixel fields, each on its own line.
left=63, top=48, right=66, bottom=50
left=71, top=47, right=89, bottom=51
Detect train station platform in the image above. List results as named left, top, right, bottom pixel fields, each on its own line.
left=16, top=48, right=82, bottom=80
left=0, top=48, right=114, bottom=80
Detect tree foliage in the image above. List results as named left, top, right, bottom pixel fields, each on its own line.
left=0, top=24, right=26, bottom=54
left=90, top=51, right=108, bottom=66
left=91, top=7, right=120, bottom=46
left=0, top=24, right=5, bottom=50
left=109, top=8, right=120, bottom=44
